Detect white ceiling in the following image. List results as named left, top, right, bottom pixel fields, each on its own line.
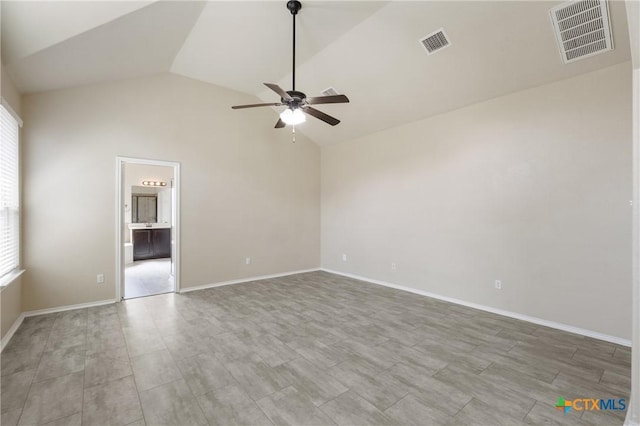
left=1, top=1, right=632, bottom=145
left=2, top=1, right=206, bottom=93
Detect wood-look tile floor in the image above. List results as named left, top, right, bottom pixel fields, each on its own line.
left=1, top=271, right=631, bottom=425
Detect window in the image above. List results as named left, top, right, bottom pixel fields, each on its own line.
left=0, top=104, right=20, bottom=278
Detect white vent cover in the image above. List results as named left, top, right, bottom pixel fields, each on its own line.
left=419, top=28, right=451, bottom=55
left=321, top=87, right=339, bottom=96
left=550, top=0, right=614, bottom=64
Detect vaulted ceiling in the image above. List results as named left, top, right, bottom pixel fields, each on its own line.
left=1, top=1, right=631, bottom=145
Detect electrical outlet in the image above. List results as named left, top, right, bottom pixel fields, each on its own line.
left=342, top=254, right=347, bottom=262
left=245, top=257, right=251, bottom=265
left=495, top=280, right=502, bottom=290
left=97, top=274, right=105, bottom=284
left=391, top=262, right=397, bottom=270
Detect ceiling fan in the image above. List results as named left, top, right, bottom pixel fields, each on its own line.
left=231, top=0, right=349, bottom=128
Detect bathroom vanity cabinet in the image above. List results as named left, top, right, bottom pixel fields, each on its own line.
left=132, top=228, right=171, bottom=260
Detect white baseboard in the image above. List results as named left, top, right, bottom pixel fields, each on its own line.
left=180, top=268, right=321, bottom=293
left=0, top=313, right=25, bottom=351
left=321, top=268, right=632, bottom=347
left=23, top=299, right=117, bottom=318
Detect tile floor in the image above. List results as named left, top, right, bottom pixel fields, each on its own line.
left=124, top=258, right=174, bottom=299
left=0, top=271, right=631, bottom=425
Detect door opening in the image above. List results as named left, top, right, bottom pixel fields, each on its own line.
left=116, top=157, right=180, bottom=300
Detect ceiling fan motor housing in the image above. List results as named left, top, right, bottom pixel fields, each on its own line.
left=284, top=90, right=307, bottom=108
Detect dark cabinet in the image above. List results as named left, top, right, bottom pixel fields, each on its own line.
left=132, top=228, right=171, bottom=261
left=133, top=230, right=153, bottom=259
left=153, top=228, right=171, bottom=258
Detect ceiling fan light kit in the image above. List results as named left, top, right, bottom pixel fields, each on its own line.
left=231, top=0, right=349, bottom=131
left=280, top=108, right=306, bottom=125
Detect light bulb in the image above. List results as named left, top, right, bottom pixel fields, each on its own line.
left=279, top=108, right=306, bottom=125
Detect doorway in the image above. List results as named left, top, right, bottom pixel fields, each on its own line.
left=116, top=157, right=180, bottom=300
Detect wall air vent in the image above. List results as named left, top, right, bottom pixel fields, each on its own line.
left=550, top=0, right=613, bottom=64
left=321, top=87, right=339, bottom=96
left=419, top=28, right=451, bottom=55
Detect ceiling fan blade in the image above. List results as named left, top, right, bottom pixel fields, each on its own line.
left=275, top=118, right=286, bottom=128
left=264, top=83, right=293, bottom=101
left=303, top=106, right=340, bottom=126
left=306, top=94, right=350, bottom=105
left=231, top=102, right=282, bottom=109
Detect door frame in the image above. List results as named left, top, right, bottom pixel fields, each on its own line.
left=115, top=156, right=181, bottom=301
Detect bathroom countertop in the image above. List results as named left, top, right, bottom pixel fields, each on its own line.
left=128, top=223, right=171, bottom=230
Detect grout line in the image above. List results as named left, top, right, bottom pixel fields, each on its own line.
left=130, top=377, right=147, bottom=426
left=380, top=391, right=410, bottom=413
left=432, top=362, right=449, bottom=377
left=521, top=398, right=537, bottom=422
left=137, top=375, right=184, bottom=395
left=570, top=346, right=579, bottom=359
left=171, top=357, right=208, bottom=424
left=251, top=386, right=278, bottom=426
left=79, top=314, right=88, bottom=424
left=346, top=385, right=390, bottom=414
left=451, top=396, right=473, bottom=417
left=477, top=361, right=494, bottom=375
left=507, top=342, right=523, bottom=355
left=121, top=314, right=148, bottom=426
left=315, top=397, right=341, bottom=426
left=14, top=347, right=48, bottom=424
left=318, top=387, right=350, bottom=409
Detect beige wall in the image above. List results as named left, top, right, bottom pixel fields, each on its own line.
left=1, top=276, right=22, bottom=340
left=2, top=66, right=22, bottom=114
left=321, top=62, right=633, bottom=340
left=22, top=73, right=320, bottom=310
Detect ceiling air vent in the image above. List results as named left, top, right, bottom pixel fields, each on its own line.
left=550, top=0, right=614, bottom=64
left=321, top=87, right=339, bottom=96
left=419, top=28, right=451, bottom=55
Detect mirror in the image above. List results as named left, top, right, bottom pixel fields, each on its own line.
left=132, top=194, right=157, bottom=223
left=130, top=184, right=172, bottom=224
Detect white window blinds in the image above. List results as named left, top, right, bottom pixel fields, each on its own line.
left=0, top=104, right=20, bottom=278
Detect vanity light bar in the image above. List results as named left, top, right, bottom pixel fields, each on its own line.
left=142, top=180, right=167, bottom=187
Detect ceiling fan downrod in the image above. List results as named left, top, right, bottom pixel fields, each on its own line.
left=287, top=1, right=301, bottom=91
